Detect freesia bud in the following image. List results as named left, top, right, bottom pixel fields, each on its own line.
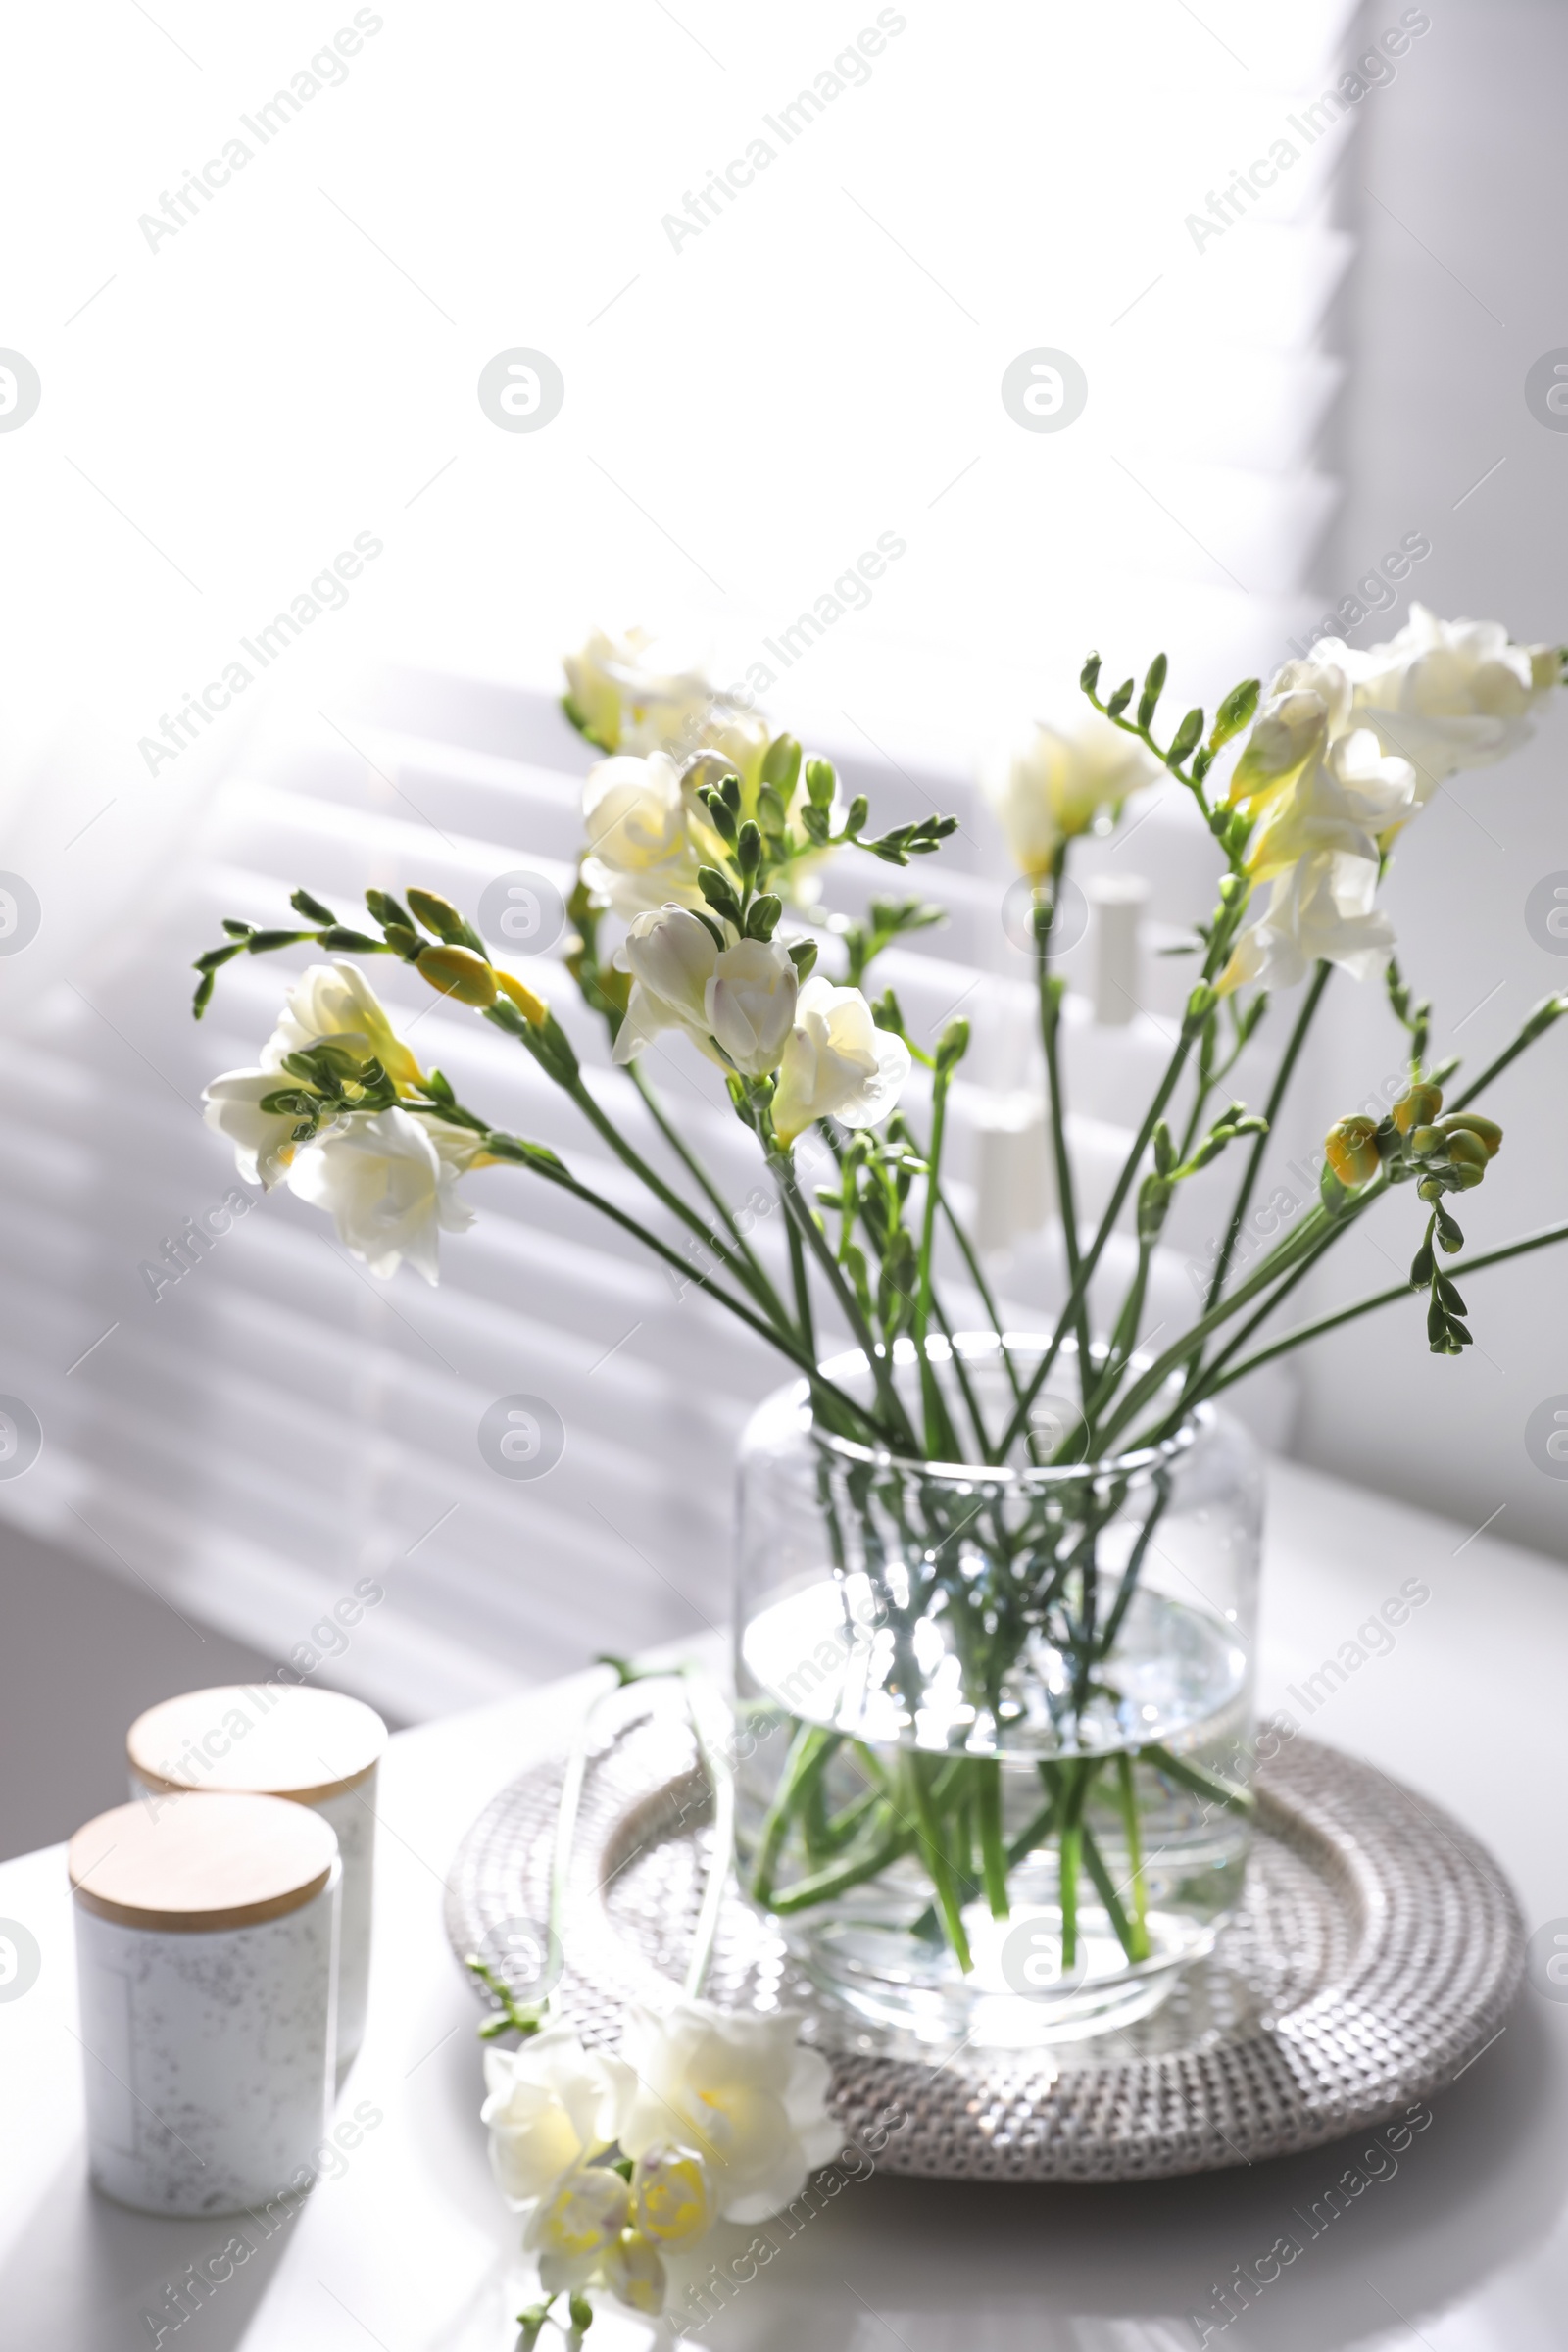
left=406, top=888, right=469, bottom=943
left=494, top=968, right=548, bottom=1025
left=1444, top=1129, right=1488, bottom=1172
left=1324, top=1115, right=1381, bottom=1188
left=1393, top=1082, right=1443, bottom=1134
left=418, top=945, right=497, bottom=1006
left=1439, top=1111, right=1501, bottom=1158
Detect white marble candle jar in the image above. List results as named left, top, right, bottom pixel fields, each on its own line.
left=126, top=1685, right=386, bottom=2072
left=70, top=1792, right=340, bottom=2216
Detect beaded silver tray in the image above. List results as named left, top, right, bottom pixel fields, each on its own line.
left=444, top=1685, right=1524, bottom=2182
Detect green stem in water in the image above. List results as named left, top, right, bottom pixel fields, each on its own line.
left=1079, top=1819, right=1143, bottom=1965
left=907, top=1751, right=973, bottom=1971
left=975, top=1758, right=1009, bottom=1918
left=1057, top=1760, right=1097, bottom=1971
left=1115, top=1752, right=1151, bottom=1961
left=768, top=1813, right=913, bottom=1913
left=1140, top=1741, right=1253, bottom=1815
left=750, top=1722, right=836, bottom=1908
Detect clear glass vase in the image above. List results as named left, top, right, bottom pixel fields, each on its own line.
left=733, top=1335, right=1263, bottom=2052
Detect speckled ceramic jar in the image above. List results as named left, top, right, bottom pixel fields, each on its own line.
left=70, top=1792, right=340, bottom=2216
left=126, top=1684, right=386, bottom=2071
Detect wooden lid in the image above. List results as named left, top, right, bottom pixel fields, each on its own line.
left=127, top=1685, right=387, bottom=1805
left=69, top=1793, right=339, bottom=1932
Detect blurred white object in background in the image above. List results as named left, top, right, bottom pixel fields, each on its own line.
left=1086, top=874, right=1151, bottom=1028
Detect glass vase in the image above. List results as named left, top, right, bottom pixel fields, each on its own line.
left=733, top=1335, right=1263, bottom=2052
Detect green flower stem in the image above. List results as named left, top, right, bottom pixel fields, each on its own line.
left=518, top=1148, right=881, bottom=1437
left=767, top=1815, right=913, bottom=1912
left=626, top=1058, right=793, bottom=1332
left=1140, top=1742, right=1253, bottom=1815
left=911, top=1067, right=964, bottom=1460
left=566, top=1071, right=780, bottom=1321
left=1037, top=856, right=1094, bottom=1409
left=1016, top=1768, right=1065, bottom=1864
left=801, top=1734, right=843, bottom=1861
left=997, top=1003, right=1207, bottom=1462
left=1114, top=1752, right=1151, bottom=1961
left=1093, top=1474, right=1170, bottom=1664
left=750, top=1722, right=837, bottom=1907
left=910, top=1764, right=1063, bottom=1941
left=816, top=1779, right=885, bottom=1854
left=1200, top=1218, right=1568, bottom=1397
left=925, top=1291, right=994, bottom=1464
left=975, top=1759, right=1010, bottom=1918
left=1093, top=1195, right=1347, bottom=1452
left=1200, top=961, right=1331, bottom=1325
left=906, top=1751, right=974, bottom=1970
left=937, top=1184, right=1027, bottom=1414
left=1057, top=1761, right=1097, bottom=1970
left=762, top=1135, right=920, bottom=1452
left=1088, top=1234, right=1152, bottom=1422
left=1079, top=1819, right=1143, bottom=1964
left=1448, top=995, right=1566, bottom=1110
left=785, top=1212, right=817, bottom=1364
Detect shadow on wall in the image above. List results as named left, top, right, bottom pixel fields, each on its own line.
left=0, top=1520, right=404, bottom=1862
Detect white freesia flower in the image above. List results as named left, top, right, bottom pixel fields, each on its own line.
left=612, top=907, right=800, bottom=1077
left=985, top=711, right=1162, bottom=876
left=772, top=979, right=911, bottom=1149
left=523, top=2163, right=633, bottom=2293
left=1247, top=726, right=1417, bottom=883
left=202, top=1067, right=308, bottom=1190
left=286, top=1107, right=481, bottom=1283
left=601, top=2230, right=668, bottom=2316
left=479, top=2028, right=619, bottom=2209
left=706, top=938, right=799, bottom=1078
left=613, top=903, right=719, bottom=1063
left=1220, top=851, right=1397, bottom=993
left=1325, top=604, right=1558, bottom=793
left=581, top=752, right=704, bottom=920
left=632, top=2144, right=714, bottom=2248
left=1226, top=673, right=1344, bottom=819
left=608, top=1998, right=839, bottom=2224
left=564, top=625, right=718, bottom=757
left=262, top=959, right=423, bottom=1091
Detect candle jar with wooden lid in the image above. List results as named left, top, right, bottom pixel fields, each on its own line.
left=70, top=1792, right=340, bottom=2216
left=126, top=1685, right=386, bottom=2071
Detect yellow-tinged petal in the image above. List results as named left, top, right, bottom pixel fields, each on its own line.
left=633, top=2145, right=713, bottom=2247
left=495, top=968, right=549, bottom=1024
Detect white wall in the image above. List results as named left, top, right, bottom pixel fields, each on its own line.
left=1289, top=0, right=1568, bottom=1558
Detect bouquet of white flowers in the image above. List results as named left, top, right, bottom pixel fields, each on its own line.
left=191, top=607, right=1567, bottom=2329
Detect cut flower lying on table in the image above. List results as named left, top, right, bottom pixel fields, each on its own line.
left=476, top=1998, right=838, bottom=2328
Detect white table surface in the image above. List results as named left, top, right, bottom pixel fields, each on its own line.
left=3, top=1457, right=1566, bottom=2352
